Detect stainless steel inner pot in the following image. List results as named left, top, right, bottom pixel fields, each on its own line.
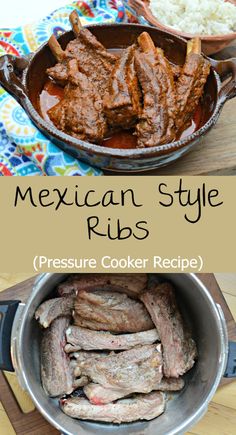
left=0, top=273, right=235, bottom=435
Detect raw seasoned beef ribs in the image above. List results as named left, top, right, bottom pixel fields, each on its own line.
left=35, top=295, right=74, bottom=328
left=141, top=282, right=197, bottom=378
left=84, top=377, right=184, bottom=404
left=103, top=45, right=141, bottom=129
left=65, top=325, right=159, bottom=352
left=41, top=317, right=73, bottom=397
left=57, top=273, right=147, bottom=298
left=60, top=391, right=165, bottom=423
left=73, top=290, right=154, bottom=332
left=79, top=344, right=162, bottom=393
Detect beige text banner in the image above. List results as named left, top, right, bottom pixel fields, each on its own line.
left=0, top=176, right=234, bottom=272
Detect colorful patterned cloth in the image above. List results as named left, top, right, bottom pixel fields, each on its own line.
left=0, top=1, right=125, bottom=176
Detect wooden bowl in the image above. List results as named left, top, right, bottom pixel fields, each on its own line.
left=127, top=0, right=236, bottom=55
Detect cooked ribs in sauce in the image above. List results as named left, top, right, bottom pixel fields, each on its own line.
left=43, top=10, right=210, bottom=148
left=103, top=45, right=141, bottom=129
left=48, top=58, right=107, bottom=141
left=134, top=32, right=177, bottom=147
left=176, top=38, right=211, bottom=133
left=36, top=274, right=197, bottom=424
left=47, top=11, right=116, bottom=98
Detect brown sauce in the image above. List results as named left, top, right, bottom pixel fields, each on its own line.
left=39, top=79, right=64, bottom=122
left=39, top=78, right=201, bottom=149
left=101, top=131, right=137, bottom=149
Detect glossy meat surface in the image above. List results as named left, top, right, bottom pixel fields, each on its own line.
left=48, top=59, right=107, bottom=141
left=104, top=45, right=141, bottom=129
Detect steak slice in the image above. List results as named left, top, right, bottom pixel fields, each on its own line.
left=84, top=377, right=184, bottom=404
left=134, top=32, right=177, bottom=147
left=73, top=290, right=153, bottom=332
left=60, top=391, right=166, bottom=423
left=35, top=295, right=74, bottom=328
left=80, top=344, right=162, bottom=392
left=65, top=326, right=159, bottom=352
left=103, top=45, right=141, bottom=129
left=48, top=58, right=107, bottom=142
left=141, top=282, right=197, bottom=378
left=57, top=273, right=147, bottom=298
left=41, top=317, right=73, bottom=397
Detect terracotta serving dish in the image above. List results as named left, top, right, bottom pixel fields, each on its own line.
left=0, top=23, right=236, bottom=173
left=127, top=0, right=236, bottom=55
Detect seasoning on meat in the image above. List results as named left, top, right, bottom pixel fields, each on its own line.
left=47, top=35, right=68, bottom=86
left=73, top=290, right=154, bottom=332
left=41, top=317, right=73, bottom=397
left=48, top=58, right=108, bottom=141
left=141, top=282, right=197, bottom=378
left=69, top=351, right=113, bottom=378
left=67, top=10, right=116, bottom=98
left=79, top=344, right=162, bottom=392
left=57, top=273, right=147, bottom=298
left=103, top=45, right=141, bottom=129
left=47, top=12, right=116, bottom=96
left=134, top=32, right=177, bottom=147
left=35, top=295, right=74, bottom=328
left=176, top=37, right=210, bottom=134
left=84, top=377, right=184, bottom=404
left=60, top=391, right=166, bottom=423
left=65, top=325, right=159, bottom=352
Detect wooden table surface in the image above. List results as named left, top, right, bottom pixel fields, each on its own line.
left=0, top=273, right=235, bottom=435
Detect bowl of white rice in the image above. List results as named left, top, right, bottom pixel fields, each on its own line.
left=127, top=0, right=236, bottom=54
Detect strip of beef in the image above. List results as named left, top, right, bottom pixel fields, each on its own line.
left=35, top=295, right=74, bottom=328
left=103, top=45, right=141, bottom=129
left=41, top=317, right=73, bottom=397
left=69, top=350, right=110, bottom=362
left=65, top=326, right=159, bottom=352
left=48, top=58, right=107, bottom=142
left=70, top=351, right=113, bottom=378
left=60, top=391, right=165, bottom=423
left=84, top=377, right=184, bottom=404
left=176, top=38, right=210, bottom=134
left=73, top=376, right=89, bottom=389
left=57, top=273, right=147, bottom=298
left=134, top=32, right=177, bottom=147
left=73, top=290, right=153, bottom=332
left=141, top=282, right=197, bottom=378
left=47, top=11, right=116, bottom=98
left=79, top=344, right=162, bottom=392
